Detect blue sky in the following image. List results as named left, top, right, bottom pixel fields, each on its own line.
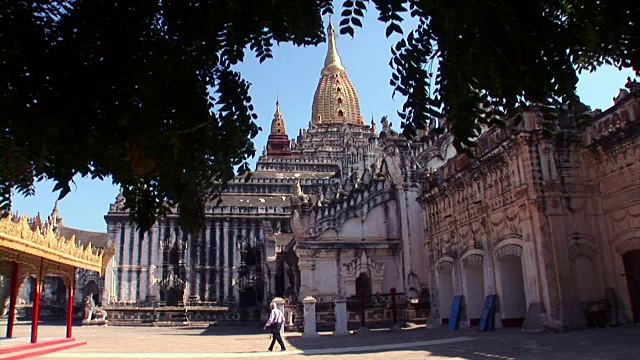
left=11, top=13, right=637, bottom=233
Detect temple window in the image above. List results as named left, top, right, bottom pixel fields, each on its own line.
left=338, top=110, right=344, bottom=117
left=338, top=98, right=343, bottom=105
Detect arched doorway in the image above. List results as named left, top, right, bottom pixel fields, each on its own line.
left=165, top=287, right=180, bottom=306
left=437, top=262, right=454, bottom=323
left=355, top=273, right=372, bottom=297
left=239, top=288, right=258, bottom=307
left=622, top=249, right=640, bottom=322
left=462, top=254, right=485, bottom=325
left=497, top=254, right=527, bottom=327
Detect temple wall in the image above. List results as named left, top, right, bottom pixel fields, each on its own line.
left=296, top=247, right=402, bottom=298
left=104, top=214, right=277, bottom=306
left=420, top=87, right=640, bottom=329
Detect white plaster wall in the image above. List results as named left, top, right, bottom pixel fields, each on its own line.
left=405, top=191, right=427, bottom=286
left=334, top=202, right=400, bottom=239
left=385, top=202, right=400, bottom=237
left=337, top=217, right=367, bottom=239
left=571, top=256, right=598, bottom=303
left=313, top=257, right=339, bottom=295
left=381, top=258, right=401, bottom=293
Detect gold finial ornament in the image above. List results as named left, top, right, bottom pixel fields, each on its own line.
left=270, top=100, right=286, bottom=135
left=321, top=22, right=345, bottom=76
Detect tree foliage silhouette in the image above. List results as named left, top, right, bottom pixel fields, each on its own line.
left=2, top=0, right=637, bottom=233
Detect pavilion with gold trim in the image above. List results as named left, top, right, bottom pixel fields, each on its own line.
left=1, top=215, right=114, bottom=344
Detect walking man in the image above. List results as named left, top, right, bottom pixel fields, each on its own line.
left=264, top=302, right=286, bottom=351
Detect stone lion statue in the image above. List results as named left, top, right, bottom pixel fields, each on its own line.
left=83, top=294, right=108, bottom=324
left=290, top=179, right=310, bottom=206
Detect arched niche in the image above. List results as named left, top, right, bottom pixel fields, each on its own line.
left=342, top=251, right=385, bottom=296
left=461, top=251, right=485, bottom=322
left=436, top=257, right=454, bottom=321
left=494, top=243, right=527, bottom=326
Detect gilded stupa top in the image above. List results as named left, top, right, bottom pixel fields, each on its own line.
left=321, top=23, right=345, bottom=76
left=270, top=100, right=286, bottom=135
left=311, top=22, right=365, bottom=126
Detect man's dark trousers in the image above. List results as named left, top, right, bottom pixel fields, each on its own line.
left=269, top=323, right=286, bottom=351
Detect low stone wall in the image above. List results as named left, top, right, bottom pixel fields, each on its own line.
left=15, top=304, right=85, bottom=321
left=313, top=303, right=416, bottom=331
left=104, top=306, right=231, bottom=326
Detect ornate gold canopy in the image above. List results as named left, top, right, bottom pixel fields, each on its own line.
left=0, top=215, right=114, bottom=276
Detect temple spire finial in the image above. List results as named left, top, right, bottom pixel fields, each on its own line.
left=266, top=99, right=292, bottom=157
left=322, top=21, right=345, bottom=76
left=270, top=99, right=286, bottom=135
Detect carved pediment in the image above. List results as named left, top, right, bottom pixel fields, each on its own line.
left=290, top=177, right=395, bottom=239
left=343, top=251, right=385, bottom=281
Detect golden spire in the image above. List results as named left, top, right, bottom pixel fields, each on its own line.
left=270, top=100, right=286, bottom=135
left=311, top=22, right=364, bottom=126
left=321, top=22, right=345, bottom=76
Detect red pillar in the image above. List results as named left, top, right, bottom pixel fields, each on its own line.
left=66, top=268, right=75, bottom=338
left=6, top=261, right=20, bottom=338
left=31, top=258, right=44, bottom=344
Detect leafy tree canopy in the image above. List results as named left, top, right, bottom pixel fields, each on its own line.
left=2, top=0, right=638, bottom=233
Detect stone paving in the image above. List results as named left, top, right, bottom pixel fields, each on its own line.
left=1, top=321, right=639, bottom=359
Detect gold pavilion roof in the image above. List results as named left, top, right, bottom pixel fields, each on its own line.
left=0, top=215, right=114, bottom=275
left=311, top=23, right=364, bottom=126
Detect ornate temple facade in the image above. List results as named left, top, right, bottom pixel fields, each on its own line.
left=419, top=79, right=640, bottom=329
left=102, top=23, right=441, bottom=311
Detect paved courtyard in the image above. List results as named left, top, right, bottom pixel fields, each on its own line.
left=2, top=321, right=639, bottom=360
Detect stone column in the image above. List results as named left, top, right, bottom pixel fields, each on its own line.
left=272, top=297, right=286, bottom=336
left=333, top=296, right=349, bottom=336
left=302, top=296, right=318, bottom=337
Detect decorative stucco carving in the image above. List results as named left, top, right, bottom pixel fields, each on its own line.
left=289, top=173, right=395, bottom=239
left=0, top=215, right=112, bottom=275
left=614, top=236, right=640, bottom=256
left=343, top=251, right=384, bottom=280
left=342, top=251, right=385, bottom=294
left=461, top=253, right=484, bottom=268
left=436, top=258, right=453, bottom=273
left=494, top=243, right=523, bottom=260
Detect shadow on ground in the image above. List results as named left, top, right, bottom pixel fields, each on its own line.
left=153, top=322, right=640, bottom=359
left=282, top=324, right=640, bottom=360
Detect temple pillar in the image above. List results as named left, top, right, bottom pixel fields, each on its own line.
left=333, top=296, right=348, bottom=336
left=5, top=261, right=19, bottom=338
left=31, top=258, right=44, bottom=343
left=302, top=296, right=318, bottom=337
left=283, top=263, right=290, bottom=294
left=66, top=269, right=75, bottom=338
left=297, top=256, right=316, bottom=299
left=265, top=261, right=276, bottom=305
